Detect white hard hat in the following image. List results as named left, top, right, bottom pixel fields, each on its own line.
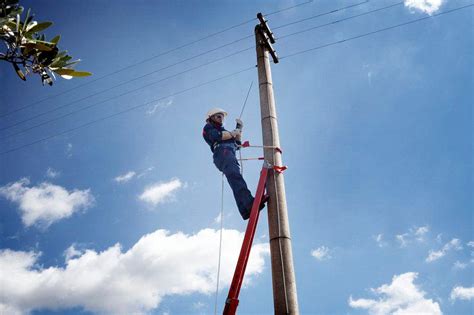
left=206, top=108, right=228, bottom=121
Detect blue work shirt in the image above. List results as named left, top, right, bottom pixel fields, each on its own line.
left=202, top=122, right=241, bottom=153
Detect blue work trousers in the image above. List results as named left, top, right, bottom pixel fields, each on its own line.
left=213, top=145, right=254, bottom=219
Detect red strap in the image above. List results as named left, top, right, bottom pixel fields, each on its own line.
left=242, top=140, right=250, bottom=147
left=273, top=165, right=287, bottom=173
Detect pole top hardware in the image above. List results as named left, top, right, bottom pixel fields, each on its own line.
left=256, top=13, right=279, bottom=64
left=257, top=13, right=275, bottom=43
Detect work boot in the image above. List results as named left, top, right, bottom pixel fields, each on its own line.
left=259, top=194, right=270, bottom=210
left=242, top=194, right=270, bottom=220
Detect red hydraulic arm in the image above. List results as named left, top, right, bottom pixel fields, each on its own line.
left=223, top=165, right=269, bottom=315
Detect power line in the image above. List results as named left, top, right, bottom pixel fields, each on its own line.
left=2, top=4, right=471, bottom=155
left=0, top=66, right=254, bottom=155
left=0, top=36, right=254, bottom=132
left=266, top=0, right=314, bottom=17
left=280, top=4, right=473, bottom=60
left=278, top=1, right=404, bottom=40
left=1, top=1, right=371, bottom=134
left=0, top=0, right=313, bottom=119
left=273, top=0, right=369, bottom=30
left=0, top=47, right=254, bottom=141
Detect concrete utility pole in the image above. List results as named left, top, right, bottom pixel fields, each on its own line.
left=255, top=13, right=299, bottom=314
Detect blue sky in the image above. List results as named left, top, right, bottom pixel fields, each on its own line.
left=0, top=0, right=472, bottom=314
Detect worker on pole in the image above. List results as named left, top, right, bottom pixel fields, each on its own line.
left=203, top=107, right=269, bottom=220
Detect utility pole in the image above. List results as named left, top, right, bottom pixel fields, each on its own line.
left=255, top=13, right=299, bottom=314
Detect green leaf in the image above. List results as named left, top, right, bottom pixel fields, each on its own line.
left=68, top=70, right=92, bottom=77
left=15, top=13, right=19, bottom=32
left=12, top=62, right=26, bottom=81
left=27, top=21, right=52, bottom=33
left=31, top=41, right=53, bottom=51
left=51, top=35, right=60, bottom=44
left=22, top=8, right=31, bottom=32
left=53, top=68, right=75, bottom=75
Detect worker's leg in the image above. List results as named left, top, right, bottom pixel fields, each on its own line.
left=214, top=148, right=254, bottom=219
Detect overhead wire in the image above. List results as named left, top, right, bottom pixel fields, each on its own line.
left=2, top=3, right=471, bottom=154
left=280, top=3, right=474, bottom=60
left=0, top=47, right=254, bottom=141
left=0, top=66, right=255, bottom=155
left=277, top=1, right=403, bottom=40
left=0, top=0, right=314, bottom=118
left=0, top=37, right=254, bottom=132
left=273, top=0, right=369, bottom=30
left=1, top=1, right=371, bottom=136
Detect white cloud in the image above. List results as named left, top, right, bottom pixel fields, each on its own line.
left=467, top=241, right=474, bottom=248
left=426, top=238, right=463, bottom=262
left=374, top=234, right=387, bottom=248
left=396, top=233, right=409, bottom=248
left=214, top=212, right=222, bottom=224
left=139, top=178, right=183, bottom=206
left=46, top=167, right=60, bottom=179
left=450, top=286, right=474, bottom=301
left=114, top=171, right=136, bottom=183
left=0, top=178, right=94, bottom=228
left=415, top=226, right=429, bottom=241
left=137, top=167, right=154, bottom=179
left=192, top=301, right=206, bottom=310
left=65, top=143, right=73, bottom=158
left=311, top=246, right=331, bottom=261
left=426, top=250, right=445, bottom=262
left=452, top=261, right=467, bottom=270
left=349, top=272, right=442, bottom=315
left=64, top=244, right=84, bottom=262
left=396, top=225, right=429, bottom=247
left=404, top=0, right=444, bottom=15
left=0, top=228, right=269, bottom=314
left=146, top=99, right=173, bottom=115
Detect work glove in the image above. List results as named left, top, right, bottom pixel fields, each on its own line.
left=231, top=129, right=242, bottom=141
left=235, top=118, right=244, bottom=130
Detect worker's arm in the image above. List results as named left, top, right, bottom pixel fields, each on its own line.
left=222, top=130, right=239, bottom=140
left=204, top=124, right=239, bottom=142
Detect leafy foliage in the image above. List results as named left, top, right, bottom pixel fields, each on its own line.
left=0, top=0, right=91, bottom=85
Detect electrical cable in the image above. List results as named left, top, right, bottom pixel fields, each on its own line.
left=0, top=47, right=254, bottom=141
left=277, top=1, right=403, bottom=40
left=273, top=0, right=369, bottom=30
left=2, top=4, right=471, bottom=154
left=0, top=66, right=254, bottom=155
left=280, top=3, right=474, bottom=60
left=265, top=0, right=314, bottom=17
left=0, top=0, right=314, bottom=118
left=2, top=1, right=375, bottom=133
left=0, top=38, right=254, bottom=133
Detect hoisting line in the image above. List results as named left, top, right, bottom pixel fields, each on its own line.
left=238, top=81, right=253, bottom=176
left=214, top=173, right=225, bottom=315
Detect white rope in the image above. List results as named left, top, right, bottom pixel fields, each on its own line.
left=214, top=173, right=225, bottom=315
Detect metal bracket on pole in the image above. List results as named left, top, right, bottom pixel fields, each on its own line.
left=257, top=13, right=275, bottom=43
left=256, top=13, right=279, bottom=64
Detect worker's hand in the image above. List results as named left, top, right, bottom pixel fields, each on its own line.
left=236, top=118, right=244, bottom=129
left=231, top=129, right=241, bottom=139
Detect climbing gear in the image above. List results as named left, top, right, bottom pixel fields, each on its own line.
left=206, top=108, right=228, bottom=121
left=239, top=140, right=282, bottom=154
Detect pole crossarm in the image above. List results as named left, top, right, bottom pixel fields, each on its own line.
left=256, top=13, right=279, bottom=64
